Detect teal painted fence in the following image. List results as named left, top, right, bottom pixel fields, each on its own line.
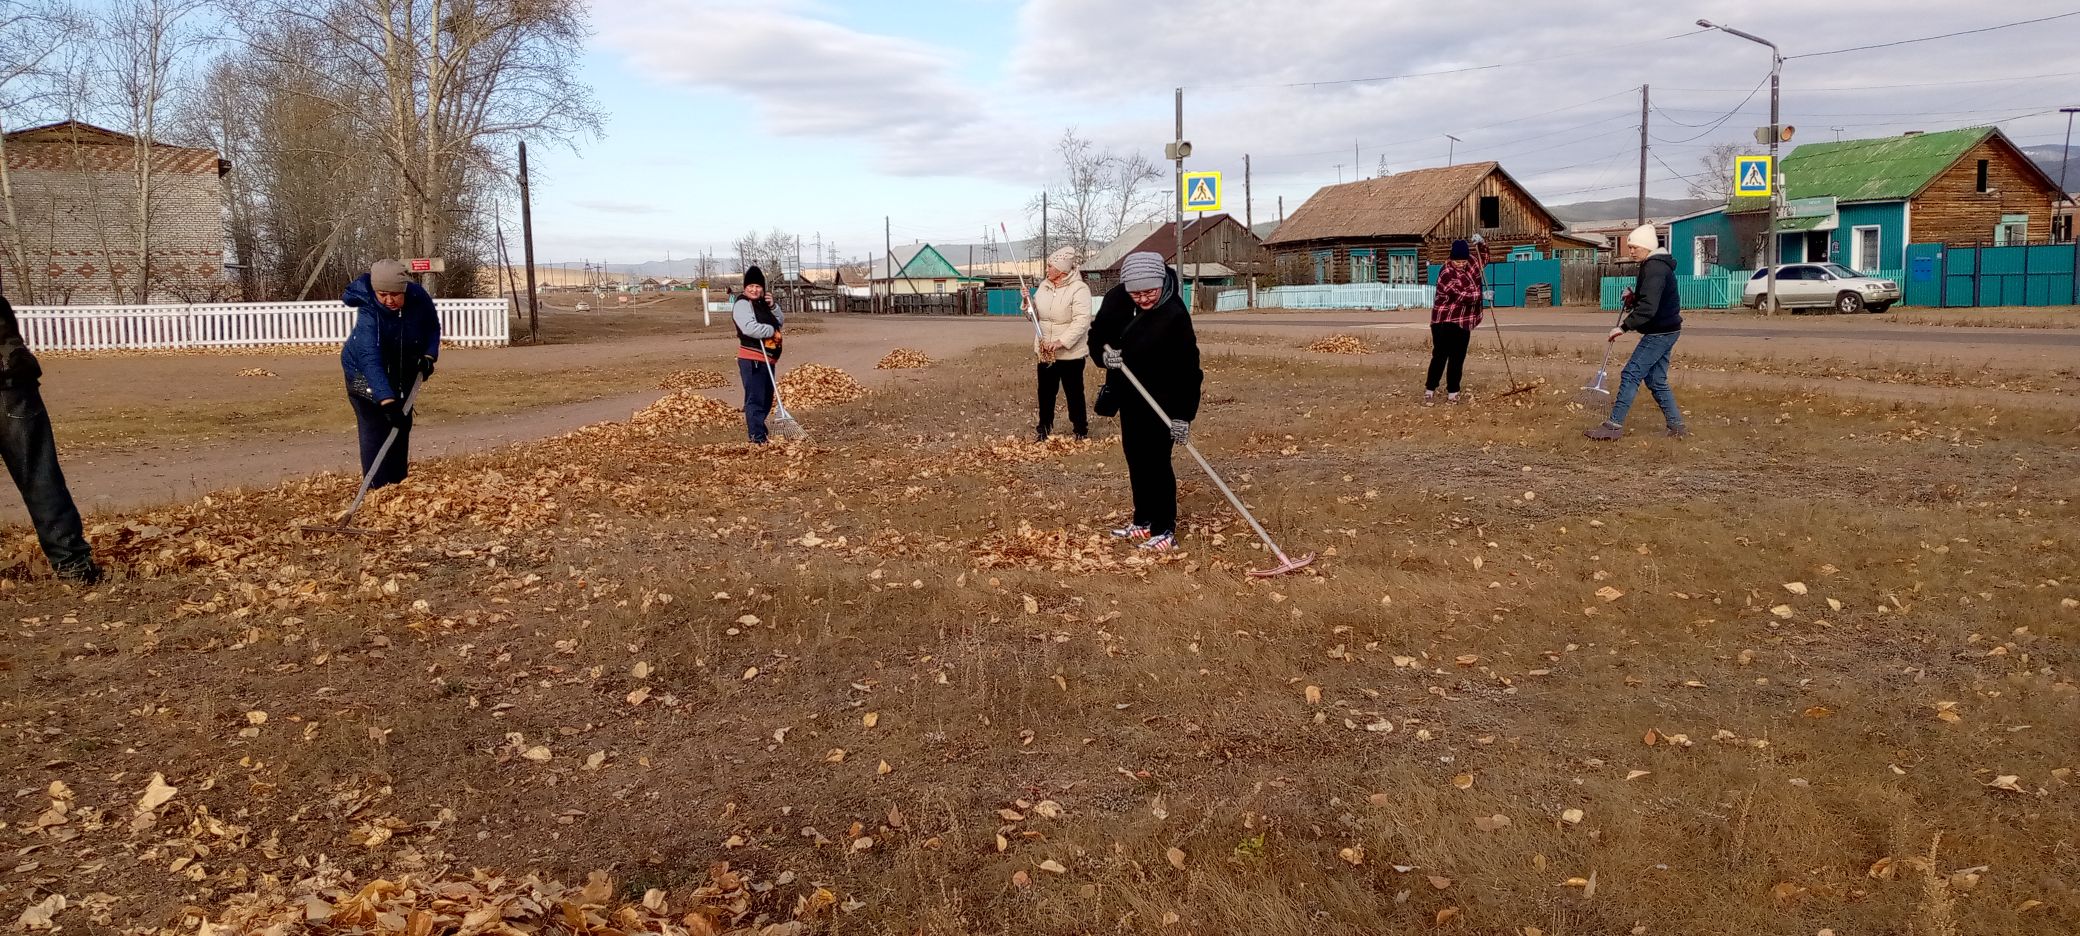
left=985, top=287, right=1024, bottom=315
left=1599, top=270, right=1753, bottom=311
left=1905, top=242, right=2079, bottom=308
left=1425, top=259, right=1563, bottom=307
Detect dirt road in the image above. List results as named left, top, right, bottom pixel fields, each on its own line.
left=15, top=307, right=2080, bottom=521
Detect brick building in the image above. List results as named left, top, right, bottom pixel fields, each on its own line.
left=0, top=121, right=232, bottom=305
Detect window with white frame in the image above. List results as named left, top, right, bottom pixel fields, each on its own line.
left=1852, top=226, right=1882, bottom=273
left=1693, top=235, right=1719, bottom=273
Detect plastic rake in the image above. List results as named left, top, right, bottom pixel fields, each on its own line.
left=1107, top=347, right=1314, bottom=578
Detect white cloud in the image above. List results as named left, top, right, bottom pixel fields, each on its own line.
left=595, top=0, right=1038, bottom=178
left=571, top=199, right=668, bottom=215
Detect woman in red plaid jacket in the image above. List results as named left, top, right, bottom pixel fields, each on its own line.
left=1426, top=238, right=1486, bottom=404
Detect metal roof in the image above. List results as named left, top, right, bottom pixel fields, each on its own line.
left=1726, top=127, right=2057, bottom=213
left=1262, top=162, right=1560, bottom=246
left=1083, top=222, right=1165, bottom=272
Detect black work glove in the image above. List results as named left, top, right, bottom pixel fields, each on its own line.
left=380, top=400, right=413, bottom=431
left=418, top=356, right=436, bottom=380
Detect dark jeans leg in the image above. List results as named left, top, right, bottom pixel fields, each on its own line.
left=0, top=386, right=96, bottom=576
left=349, top=393, right=410, bottom=489
left=1060, top=358, right=1088, bottom=434
left=1443, top=324, right=1470, bottom=393
left=1121, top=409, right=1177, bottom=535
left=739, top=358, right=773, bottom=443
left=1426, top=323, right=1451, bottom=391
left=1036, top=362, right=1061, bottom=435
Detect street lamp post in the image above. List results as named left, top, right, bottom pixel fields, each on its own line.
left=1699, top=19, right=1783, bottom=314
left=1445, top=134, right=1461, bottom=167
left=2059, top=107, right=2077, bottom=242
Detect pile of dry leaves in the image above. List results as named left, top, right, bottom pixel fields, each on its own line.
left=970, top=522, right=1172, bottom=575
left=874, top=349, right=932, bottom=370
left=188, top=859, right=837, bottom=936
left=659, top=369, right=729, bottom=391
left=235, top=368, right=280, bottom=378
left=1305, top=334, right=1374, bottom=355
left=948, top=435, right=1096, bottom=469
left=776, top=365, right=866, bottom=409
left=627, top=391, right=745, bottom=435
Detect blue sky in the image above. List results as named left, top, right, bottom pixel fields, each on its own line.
left=523, top=0, right=2080, bottom=266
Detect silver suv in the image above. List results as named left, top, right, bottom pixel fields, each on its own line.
left=1743, top=263, right=1899, bottom=313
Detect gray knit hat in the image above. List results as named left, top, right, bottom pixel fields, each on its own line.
left=370, top=259, right=411, bottom=293
left=1120, top=252, right=1168, bottom=292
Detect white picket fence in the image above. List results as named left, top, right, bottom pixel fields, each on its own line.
left=15, top=299, right=512, bottom=351
left=1214, top=283, right=1436, bottom=312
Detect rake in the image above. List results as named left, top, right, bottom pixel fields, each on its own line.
left=300, top=376, right=423, bottom=536
left=758, top=347, right=805, bottom=439
left=1000, top=222, right=1049, bottom=361
left=1106, top=346, right=1314, bottom=578
left=1577, top=304, right=1631, bottom=405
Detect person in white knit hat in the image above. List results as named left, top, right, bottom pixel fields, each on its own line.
left=1586, top=224, right=1687, bottom=440
left=1025, top=246, right=1094, bottom=441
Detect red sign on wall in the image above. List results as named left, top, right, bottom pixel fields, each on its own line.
left=407, top=258, right=446, bottom=274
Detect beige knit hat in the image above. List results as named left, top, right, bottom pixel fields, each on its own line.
left=1046, top=246, right=1080, bottom=273
left=370, top=259, right=411, bottom=293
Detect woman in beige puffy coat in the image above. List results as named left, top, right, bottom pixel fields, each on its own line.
left=1026, top=246, right=1094, bottom=441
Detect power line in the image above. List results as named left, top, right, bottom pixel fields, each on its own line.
left=1787, top=11, right=2080, bottom=59
left=1647, top=74, right=1768, bottom=144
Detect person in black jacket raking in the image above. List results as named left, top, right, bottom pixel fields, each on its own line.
left=0, top=290, right=101, bottom=583
left=1586, top=224, right=1687, bottom=440
left=340, top=260, right=442, bottom=487
left=1089, top=251, right=1201, bottom=553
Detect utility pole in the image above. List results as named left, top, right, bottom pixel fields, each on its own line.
left=1446, top=134, right=1461, bottom=166
left=1173, top=87, right=1185, bottom=290
left=2059, top=107, right=2078, bottom=242
left=1700, top=19, right=1783, bottom=314
left=1637, top=85, right=1650, bottom=228
left=1354, top=140, right=1360, bottom=178
left=1245, top=153, right=1256, bottom=308
left=1278, top=196, right=1285, bottom=225
left=517, top=142, right=540, bottom=342
left=884, top=216, right=892, bottom=316
left=1335, top=164, right=1343, bottom=184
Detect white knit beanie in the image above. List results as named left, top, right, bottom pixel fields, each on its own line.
left=1626, top=224, right=1659, bottom=252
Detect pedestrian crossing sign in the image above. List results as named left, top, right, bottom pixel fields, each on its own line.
left=1734, top=155, right=1772, bottom=197
left=1182, top=171, right=1222, bottom=211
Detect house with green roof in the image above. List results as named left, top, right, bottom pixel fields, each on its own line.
left=868, top=243, right=986, bottom=296
left=1668, top=127, right=2065, bottom=279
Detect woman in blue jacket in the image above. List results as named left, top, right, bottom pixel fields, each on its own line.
left=340, top=260, right=440, bottom=488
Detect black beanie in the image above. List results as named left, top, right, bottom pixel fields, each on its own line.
left=1450, top=240, right=1470, bottom=260
left=744, top=265, right=765, bottom=288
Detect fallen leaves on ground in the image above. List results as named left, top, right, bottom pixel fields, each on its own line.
left=235, top=367, right=279, bottom=378
left=776, top=364, right=867, bottom=408
left=659, top=368, right=729, bottom=391
left=1304, top=334, right=1374, bottom=355
left=875, top=348, right=933, bottom=369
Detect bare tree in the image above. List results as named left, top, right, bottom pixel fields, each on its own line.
left=1030, top=128, right=1168, bottom=260
left=0, top=0, right=77, bottom=302
left=1689, top=142, right=1755, bottom=202
left=228, top=0, right=602, bottom=298
left=99, top=0, right=210, bottom=302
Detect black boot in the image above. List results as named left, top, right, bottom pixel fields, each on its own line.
left=1034, top=428, right=1050, bottom=443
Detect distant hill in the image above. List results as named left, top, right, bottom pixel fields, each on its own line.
left=1547, top=196, right=1717, bottom=224
left=2023, top=144, right=2074, bottom=194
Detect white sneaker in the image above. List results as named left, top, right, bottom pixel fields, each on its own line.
left=1112, top=523, right=1150, bottom=540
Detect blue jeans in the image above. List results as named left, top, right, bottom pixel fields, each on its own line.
left=1609, top=331, right=1683, bottom=428
left=2, top=386, right=96, bottom=576
left=739, top=357, right=775, bottom=443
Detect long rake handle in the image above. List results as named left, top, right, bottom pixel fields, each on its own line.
left=759, top=348, right=793, bottom=419
left=1002, top=222, right=1049, bottom=352
left=338, top=376, right=423, bottom=524
left=1109, top=349, right=1299, bottom=566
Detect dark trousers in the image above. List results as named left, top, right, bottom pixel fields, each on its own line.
left=1426, top=322, right=1472, bottom=393
left=1120, top=408, right=1177, bottom=535
left=348, top=393, right=412, bottom=490
left=1, top=386, right=95, bottom=576
left=739, top=357, right=775, bottom=443
left=1036, top=357, right=1088, bottom=436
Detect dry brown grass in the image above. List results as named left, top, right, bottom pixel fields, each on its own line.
left=2, top=345, right=2077, bottom=935
left=1881, top=307, right=2080, bottom=330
